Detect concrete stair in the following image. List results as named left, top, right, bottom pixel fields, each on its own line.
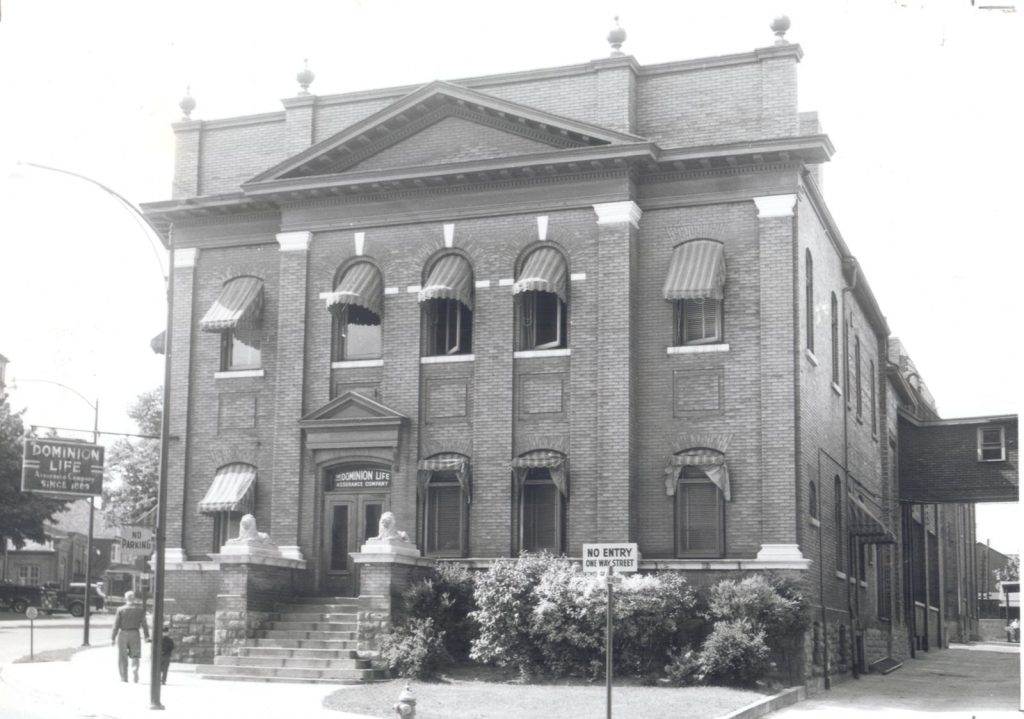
left=196, top=596, right=387, bottom=684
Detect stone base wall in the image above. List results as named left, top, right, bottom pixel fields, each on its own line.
left=164, top=606, right=216, bottom=664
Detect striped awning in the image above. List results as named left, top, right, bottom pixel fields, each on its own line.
left=417, top=454, right=471, bottom=503
left=198, top=463, right=256, bottom=514
left=849, top=494, right=896, bottom=545
left=513, top=248, right=567, bottom=303
left=511, top=450, right=568, bottom=497
left=664, top=450, right=730, bottom=501
left=325, top=262, right=383, bottom=319
left=662, top=240, right=726, bottom=301
left=419, top=255, right=473, bottom=310
left=199, top=277, right=264, bottom=332
left=150, top=330, right=166, bottom=355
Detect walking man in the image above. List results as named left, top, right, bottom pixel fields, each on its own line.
left=111, top=590, right=150, bottom=682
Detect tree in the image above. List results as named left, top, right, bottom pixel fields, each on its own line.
left=101, top=387, right=161, bottom=526
left=0, top=392, right=69, bottom=571
left=995, top=555, right=1020, bottom=583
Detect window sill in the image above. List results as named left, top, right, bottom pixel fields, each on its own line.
left=809, top=517, right=821, bottom=529
left=514, top=348, right=571, bottom=359
left=831, top=382, right=843, bottom=397
left=332, top=359, right=384, bottom=369
left=421, top=354, right=475, bottom=364
left=835, top=570, right=847, bottom=581
left=214, top=369, right=265, bottom=379
left=859, top=580, right=868, bottom=588
left=667, top=343, right=730, bottom=355
left=805, top=349, right=819, bottom=366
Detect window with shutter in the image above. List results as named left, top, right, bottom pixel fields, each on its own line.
left=676, top=466, right=724, bottom=557
left=675, top=298, right=722, bottom=345
left=426, top=477, right=464, bottom=555
left=523, top=481, right=559, bottom=552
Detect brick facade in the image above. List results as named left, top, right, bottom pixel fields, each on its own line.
left=144, top=38, right=1010, bottom=679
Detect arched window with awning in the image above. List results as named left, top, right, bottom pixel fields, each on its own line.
left=662, top=240, right=726, bottom=346
left=419, top=254, right=473, bottom=356
left=325, top=261, right=383, bottom=361
left=417, top=453, right=470, bottom=556
left=514, top=247, right=568, bottom=350
left=199, top=276, right=264, bottom=371
left=511, top=450, right=567, bottom=553
left=198, top=462, right=257, bottom=552
left=664, top=448, right=728, bottom=557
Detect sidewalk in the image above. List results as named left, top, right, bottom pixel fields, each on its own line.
left=0, top=643, right=382, bottom=719
left=768, top=643, right=1020, bottom=718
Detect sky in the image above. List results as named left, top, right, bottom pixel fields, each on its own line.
left=0, top=0, right=1019, bottom=553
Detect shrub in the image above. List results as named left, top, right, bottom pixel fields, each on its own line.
left=663, top=646, right=702, bottom=686
left=403, top=562, right=478, bottom=659
left=377, top=617, right=451, bottom=680
left=530, top=560, right=605, bottom=678
left=611, top=572, right=700, bottom=677
left=698, top=619, right=772, bottom=686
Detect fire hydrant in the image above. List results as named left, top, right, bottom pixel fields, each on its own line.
left=393, top=685, right=416, bottom=718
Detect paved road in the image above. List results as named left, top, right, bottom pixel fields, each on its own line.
left=0, top=613, right=114, bottom=665
left=770, top=643, right=1020, bottom=718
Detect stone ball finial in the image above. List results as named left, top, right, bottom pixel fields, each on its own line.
left=179, top=86, right=196, bottom=120
left=607, top=16, right=627, bottom=56
left=297, top=58, right=315, bottom=95
left=771, top=15, right=791, bottom=45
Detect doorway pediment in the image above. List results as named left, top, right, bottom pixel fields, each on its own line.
left=300, top=392, right=407, bottom=454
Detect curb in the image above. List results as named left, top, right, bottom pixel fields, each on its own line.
left=719, top=686, right=806, bottom=719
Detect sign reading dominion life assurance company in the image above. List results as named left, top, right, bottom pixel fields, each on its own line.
left=21, top=438, right=105, bottom=496
left=324, top=467, right=391, bottom=491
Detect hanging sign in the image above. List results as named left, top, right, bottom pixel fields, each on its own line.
left=21, top=438, right=104, bottom=496
left=324, top=466, right=391, bottom=491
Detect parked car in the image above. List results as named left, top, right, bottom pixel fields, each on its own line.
left=0, top=582, right=58, bottom=614
left=61, top=583, right=106, bottom=617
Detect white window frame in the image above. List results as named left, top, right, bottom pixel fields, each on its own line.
left=221, top=329, right=261, bottom=371
left=978, top=426, right=1006, bottom=462
left=675, top=298, right=723, bottom=346
left=424, top=298, right=471, bottom=356
left=332, top=304, right=383, bottom=362
left=520, top=291, right=565, bottom=351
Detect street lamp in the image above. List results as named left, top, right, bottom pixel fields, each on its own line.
left=13, top=161, right=174, bottom=710
left=12, top=377, right=99, bottom=646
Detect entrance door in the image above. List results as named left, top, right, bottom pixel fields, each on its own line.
left=323, top=494, right=386, bottom=596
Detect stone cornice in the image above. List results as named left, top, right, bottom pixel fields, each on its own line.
left=593, top=201, right=641, bottom=227
left=753, top=194, right=797, bottom=218
left=173, top=247, right=199, bottom=268
left=276, top=231, right=312, bottom=252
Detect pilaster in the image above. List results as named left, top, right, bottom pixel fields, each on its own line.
left=167, top=247, right=198, bottom=557
left=272, top=231, right=311, bottom=560
left=592, top=56, right=640, bottom=135
left=171, top=121, right=202, bottom=199
left=282, top=95, right=317, bottom=157
left=591, top=201, right=640, bottom=542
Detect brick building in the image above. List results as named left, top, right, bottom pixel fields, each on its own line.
left=143, top=23, right=1016, bottom=682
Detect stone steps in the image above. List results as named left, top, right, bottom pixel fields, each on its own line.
left=200, top=596, right=386, bottom=684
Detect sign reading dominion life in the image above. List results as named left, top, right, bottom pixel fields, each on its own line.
left=324, top=467, right=391, bottom=491
left=22, top=438, right=105, bottom=496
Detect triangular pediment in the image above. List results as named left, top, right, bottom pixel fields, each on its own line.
left=299, top=391, right=407, bottom=427
left=249, top=81, right=647, bottom=183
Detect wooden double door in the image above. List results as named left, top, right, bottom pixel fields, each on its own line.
left=322, top=493, right=386, bottom=596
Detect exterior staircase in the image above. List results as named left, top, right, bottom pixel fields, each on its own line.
left=197, top=596, right=387, bottom=684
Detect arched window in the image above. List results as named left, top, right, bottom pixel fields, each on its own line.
left=809, top=480, right=818, bottom=520
left=417, top=454, right=470, bottom=557
left=855, top=336, right=862, bottom=417
left=327, top=261, right=383, bottom=362
left=514, top=247, right=568, bottom=350
left=419, top=255, right=473, bottom=356
left=665, top=449, right=729, bottom=558
left=663, top=240, right=726, bottom=346
left=198, top=462, right=257, bottom=552
left=511, top=450, right=567, bottom=554
left=805, top=249, right=814, bottom=352
left=199, top=276, right=264, bottom=371
left=834, top=476, right=844, bottom=572
left=831, top=293, right=839, bottom=384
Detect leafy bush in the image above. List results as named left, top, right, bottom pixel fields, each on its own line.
left=530, top=560, right=605, bottom=678
left=698, top=619, right=772, bottom=686
left=377, top=617, right=451, bottom=680
left=403, top=562, right=478, bottom=659
left=663, top=646, right=702, bottom=686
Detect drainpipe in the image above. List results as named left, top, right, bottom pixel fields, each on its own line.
left=842, top=260, right=858, bottom=678
left=818, top=451, right=830, bottom=689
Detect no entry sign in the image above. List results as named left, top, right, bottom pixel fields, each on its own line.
left=21, top=438, right=104, bottom=496
left=582, top=543, right=639, bottom=574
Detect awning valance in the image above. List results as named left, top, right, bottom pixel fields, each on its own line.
left=200, top=277, right=264, bottom=332
left=511, top=450, right=568, bottom=497
left=198, top=463, right=256, bottom=514
left=417, top=454, right=471, bottom=503
left=325, top=262, right=383, bottom=319
left=419, top=255, right=473, bottom=310
left=662, top=240, right=726, bottom=301
left=848, top=494, right=896, bottom=545
left=513, top=248, right=567, bottom=303
left=664, top=450, right=730, bottom=500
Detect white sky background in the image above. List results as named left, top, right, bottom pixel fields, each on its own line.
left=0, top=0, right=1019, bottom=553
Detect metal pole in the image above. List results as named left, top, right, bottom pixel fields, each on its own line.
left=82, top=397, right=99, bottom=646
left=606, top=566, right=613, bottom=719
left=149, top=232, right=174, bottom=710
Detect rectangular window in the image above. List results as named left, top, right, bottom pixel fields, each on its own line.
left=333, top=306, right=382, bottom=361
left=520, top=292, right=565, bottom=350
left=676, top=474, right=723, bottom=557
left=18, top=565, right=40, bottom=586
left=978, top=426, right=1006, bottom=462
left=329, top=505, right=349, bottom=572
left=854, top=336, right=862, bottom=417
left=522, top=479, right=561, bottom=553
left=675, top=298, right=722, bottom=346
left=831, top=294, right=840, bottom=384
left=212, top=512, right=241, bottom=553
left=364, top=503, right=383, bottom=543
left=426, top=299, right=472, bottom=356
left=221, top=328, right=261, bottom=371
left=877, top=545, right=892, bottom=620
left=426, top=479, right=463, bottom=556
left=870, top=361, right=877, bottom=434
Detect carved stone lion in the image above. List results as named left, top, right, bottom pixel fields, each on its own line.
left=374, top=511, right=409, bottom=543
left=227, top=514, right=273, bottom=545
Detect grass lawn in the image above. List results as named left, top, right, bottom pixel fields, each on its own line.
left=323, top=667, right=766, bottom=719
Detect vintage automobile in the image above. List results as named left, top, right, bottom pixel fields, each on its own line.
left=0, top=582, right=58, bottom=614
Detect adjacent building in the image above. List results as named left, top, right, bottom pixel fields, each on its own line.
left=142, top=21, right=1017, bottom=682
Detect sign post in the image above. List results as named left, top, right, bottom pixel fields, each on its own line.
left=26, top=607, right=38, bottom=661
left=583, top=543, right=639, bottom=719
